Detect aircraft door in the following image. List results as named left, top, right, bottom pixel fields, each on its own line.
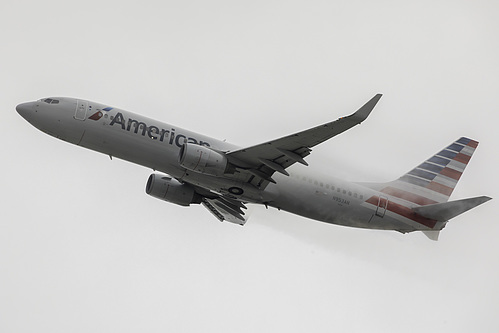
left=74, top=100, right=88, bottom=120
left=375, top=196, right=388, bottom=217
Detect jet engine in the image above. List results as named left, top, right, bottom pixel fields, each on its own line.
left=178, top=143, right=229, bottom=176
left=145, top=174, right=202, bottom=206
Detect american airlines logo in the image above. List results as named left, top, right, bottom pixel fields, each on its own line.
left=107, top=112, right=211, bottom=147
left=88, top=107, right=113, bottom=120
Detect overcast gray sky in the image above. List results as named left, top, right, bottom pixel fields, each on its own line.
left=2, top=0, right=499, bottom=332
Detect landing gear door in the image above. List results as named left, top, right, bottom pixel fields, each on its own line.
left=74, top=100, right=88, bottom=120
left=376, top=196, right=388, bottom=217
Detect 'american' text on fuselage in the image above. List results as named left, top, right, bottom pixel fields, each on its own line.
left=109, top=112, right=210, bottom=147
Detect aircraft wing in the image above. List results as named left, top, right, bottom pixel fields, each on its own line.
left=226, top=94, right=382, bottom=187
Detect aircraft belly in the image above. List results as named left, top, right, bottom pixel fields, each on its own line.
left=268, top=182, right=349, bottom=223
left=267, top=175, right=418, bottom=232
left=275, top=196, right=415, bottom=231
left=180, top=172, right=265, bottom=202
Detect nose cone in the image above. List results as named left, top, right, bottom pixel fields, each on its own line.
left=16, top=102, right=35, bottom=119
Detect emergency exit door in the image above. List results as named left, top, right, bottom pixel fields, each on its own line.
left=376, top=196, right=388, bottom=217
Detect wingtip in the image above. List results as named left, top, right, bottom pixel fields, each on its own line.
left=366, top=93, right=383, bottom=106
left=353, top=93, right=383, bottom=121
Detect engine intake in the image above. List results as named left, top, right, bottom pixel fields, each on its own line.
left=178, top=143, right=229, bottom=176
left=146, top=174, right=201, bottom=206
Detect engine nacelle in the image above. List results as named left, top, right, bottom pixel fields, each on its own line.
left=145, top=174, right=201, bottom=206
left=178, top=143, right=229, bottom=176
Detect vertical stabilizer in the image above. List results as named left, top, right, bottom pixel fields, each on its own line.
left=380, top=137, right=479, bottom=205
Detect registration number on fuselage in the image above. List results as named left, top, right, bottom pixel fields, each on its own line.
left=333, top=196, right=350, bottom=205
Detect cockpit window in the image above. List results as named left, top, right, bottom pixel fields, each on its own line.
left=43, top=98, right=59, bottom=104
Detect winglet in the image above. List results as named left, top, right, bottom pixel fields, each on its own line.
left=351, top=93, right=382, bottom=123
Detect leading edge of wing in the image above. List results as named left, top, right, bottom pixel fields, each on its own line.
left=227, top=94, right=382, bottom=165
left=297, top=93, right=383, bottom=147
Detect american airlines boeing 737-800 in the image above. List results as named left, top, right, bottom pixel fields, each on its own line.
left=16, top=95, right=491, bottom=240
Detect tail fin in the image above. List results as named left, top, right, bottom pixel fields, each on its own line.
left=380, top=137, right=479, bottom=205
left=361, top=137, right=491, bottom=238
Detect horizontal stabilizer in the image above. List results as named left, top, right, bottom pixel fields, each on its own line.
left=413, top=196, right=492, bottom=221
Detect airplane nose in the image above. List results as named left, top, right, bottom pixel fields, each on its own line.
left=16, top=102, right=34, bottom=118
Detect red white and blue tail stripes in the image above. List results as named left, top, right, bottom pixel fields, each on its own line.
left=393, top=137, right=478, bottom=203
left=363, top=138, right=479, bottom=230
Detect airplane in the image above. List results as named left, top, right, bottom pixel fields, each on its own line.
left=16, top=94, right=491, bottom=240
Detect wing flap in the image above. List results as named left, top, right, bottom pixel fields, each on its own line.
left=202, top=197, right=249, bottom=225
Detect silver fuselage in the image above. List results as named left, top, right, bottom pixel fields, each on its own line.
left=16, top=97, right=432, bottom=232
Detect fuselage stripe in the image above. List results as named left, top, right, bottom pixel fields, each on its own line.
left=381, top=187, right=438, bottom=206
left=366, top=196, right=437, bottom=228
